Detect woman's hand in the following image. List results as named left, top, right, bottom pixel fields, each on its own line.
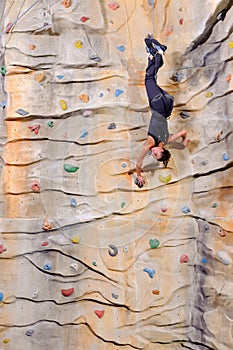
left=135, top=175, right=145, bottom=188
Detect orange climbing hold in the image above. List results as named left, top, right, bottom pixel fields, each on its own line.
left=152, top=289, right=160, bottom=295
left=166, top=24, right=174, bottom=36
left=29, top=44, right=36, bottom=50
left=35, top=72, right=44, bottom=83
left=42, top=218, right=53, bottom=231
left=79, top=94, right=89, bottom=103
left=108, top=2, right=120, bottom=10
left=225, top=73, right=231, bottom=82
left=61, top=0, right=72, bottom=8
left=214, top=130, right=223, bottom=142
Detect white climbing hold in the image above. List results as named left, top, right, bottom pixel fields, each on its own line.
left=70, top=263, right=78, bottom=272
left=216, top=250, right=232, bottom=265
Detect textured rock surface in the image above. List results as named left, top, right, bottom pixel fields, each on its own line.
left=0, top=0, right=233, bottom=349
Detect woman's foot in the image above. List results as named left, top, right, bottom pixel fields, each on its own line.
left=145, top=34, right=167, bottom=55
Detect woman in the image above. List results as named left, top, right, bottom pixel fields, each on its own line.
left=135, top=35, right=189, bottom=188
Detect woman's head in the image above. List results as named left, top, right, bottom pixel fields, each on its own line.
left=151, top=146, right=171, bottom=167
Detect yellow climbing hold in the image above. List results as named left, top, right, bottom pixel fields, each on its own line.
left=35, top=72, right=44, bottom=83
left=79, top=94, right=89, bottom=103
left=158, top=174, right=172, bottom=184
left=75, top=40, right=83, bottom=48
left=205, top=91, right=213, bottom=98
left=3, top=338, right=10, bottom=344
left=60, top=99, right=67, bottom=110
left=72, top=236, right=81, bottom=244
left=228, top=41, right=233, bottom=48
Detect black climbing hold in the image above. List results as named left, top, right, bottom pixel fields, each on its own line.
left=108, top=244, right=118, bottom=257
left=172, top=71, right=184, bottom=82
left=180, top=111, right=190, bottom=119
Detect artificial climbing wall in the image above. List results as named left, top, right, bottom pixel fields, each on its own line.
left=0, top=0, right=233, bottom=349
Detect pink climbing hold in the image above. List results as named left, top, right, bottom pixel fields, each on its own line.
left=166, top=24, right=174, bottom=36
left=0, top=244, right=7, bottom=254
left=161, top=207, right=167, bottom=213
left=218, top=228, right=226, bottom=237
left=6, top=23, right=13, bottom=33
left=108, top=2, right=120, bottom=10
left=225, top=74, right=231, bottom=82
left=80, top=16, right=90, bottom=23
left=61, top=288, right=74, bottom=297
left=180, top=254, right=189, bottom=263
left=31, top=181, right=40, bottom=192
left=95, top=310, right=105, bottom=318
left=28, top=125, right=40, bottom=135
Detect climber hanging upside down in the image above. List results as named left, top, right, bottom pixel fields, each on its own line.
left=135, top=35, right=190, bottom=188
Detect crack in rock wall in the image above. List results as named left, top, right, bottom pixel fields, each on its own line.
left=0, top=1, right=233, bottom=349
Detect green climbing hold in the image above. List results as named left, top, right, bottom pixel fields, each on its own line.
left=47, top=121, right=54, bottom=128
left=121, top=202, right=126, bottom=208
left=0, top=66, right=6, bottom=75
left=149, top=239, right=160, bottom=249
left=92, top=261, right=97, bottom=266
left=63, top=164, right=79, bottom=172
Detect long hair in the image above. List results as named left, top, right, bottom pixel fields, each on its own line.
left=158, top=148, right=171, bottom=167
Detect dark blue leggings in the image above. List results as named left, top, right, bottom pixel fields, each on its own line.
left=145, top=54, right=167, bottom=115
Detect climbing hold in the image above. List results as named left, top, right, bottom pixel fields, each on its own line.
left=29, top=44, right=36, bottom=50
left=228, top=41, right=233, bottom=49
left=64, top=164, right=79, bottom=172
left=152, top=289, right=160, bottom=295
left=47, top=121, right=54, bottom=128
left=0, top=244, right=7, bottom=254
left=0, top=100, right=6, bottom=108
left=108, top=122, right=116, bottom=130
left=204, top=224, right=209, bottom=231
left=115, top=89, right=123, bottom=97
left=216, top=10, right=227, bottom=21
left=71, top=198, right=77, bottom=207
left=75, top=40, right=83, bottom=48
left=205, top=91, right=213, bottom=98
left=181, top=206, right=191, bottom=214
left=161, top=207, right=167, bottom=213
left=92, top=261, right=97, bottom=266
left=0, top=66, right=6, bottom=75
left=43, top=263, right=52, bottom=271
left=180, top=111, right=190, bottom=119
left=143, top=268, right=156, bottom=279
left=201, top=258, right=208, bottom=264
left=212, top=202, right=218, bottom=208
left=216, top=250, right=232, bottom=265
left=121, top=202, right=126, bottom=208
left=95, top=310, right=105, bottom=318
left=90, top=54, right=101, bottom=62
left=108, top=244, right=118, bottom=257
left=31, top=181, right=40, bottom=192
left=57, top=74, right=65, bottom=80
left=25, top=329, right=35, bottom=336
left=166, top=24, right=174, bottom=37
left=80, top=129, right=88, bottom=138
left=223, top=153, right=230, bottom=161
left=149, top=239, right=160, bottom=249
left=122, top=162, right=127, bottom=168
left=3, top=339, right=10, bottom=344
left=6, top=23, right=13, bottom=33
left=108, top=2, right=120, bottom=10
left=79, top=94, right=89, bottom=103
left=112, top=293, right=119, bottom=299
left=201, top=160, right=208, bottom=166
left=179, top=254, right=189, bottom=263
left=28, top=124, right=40, bottom=135
left=60, top=99, right=67, bottom=110
left=172, top=71, right=184, bottom=82
left=179, top=18, right=184, bottom=25
left=99, top=92, right=104, bottom=98
left=218, top=228, right=226, bottom=237
left=41, top=241, right=49, bottom=247
left=32, top=291, right=39, bottom=299
left=214, top=130, right=223, bottom=141
left=158, top=174, right=172, bottom=184
left=116, top=45, right=125, bottom=52
left=70, top=263, right=78, bottom=271
left=42, top=218, right=53, bottom=230
left=61, top=288, right=74, bottom=297
left=148, top=0, right=155, bottom=6
left=80, top=16, right=90, bottom=23
left=123, top=245, right=129, bottom=253
left=225, top=73, right=231, bottom=82
left=71, top=236, right=81, bottom=244
left=83, top=110, right=92, bottom=117
left=35, top=72, right=44, bottom=83
left=15, top=108, right=29, bottom=116
left=61, top=0, right=72, bottom=8
left=0, top=292, right=3, bottom=302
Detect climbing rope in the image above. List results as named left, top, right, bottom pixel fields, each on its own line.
left=148, top=0, right=156, bottom=35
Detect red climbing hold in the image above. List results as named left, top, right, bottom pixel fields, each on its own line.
left=0, top=244, right=7, bottom=254
left=180, top=254, right=189, bottom=263
left=61, top=288, right=74, bottom=297
left=95, top=310, right=105, bottom=318
left=80, top=16, right=90, bottom=23
left=108, top=2, right=120, bottom=10
left=152, top=289, right=160, bottom=295
left=6, top=23, right=13, bottom=33
left=179, top=18, right=184, bottom=25
left=31, top=181, right=40, bottom=192
left=41, top=241, right=49, bottom=247
left=28, top=125, right=40, bottom=135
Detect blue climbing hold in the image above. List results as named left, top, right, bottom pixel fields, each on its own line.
left=143, top=267, right=156, bottom=279
left=115, top=89, right=123, bottom=97
left=108, top=122, right=116, bottom=130
left=25, top=329, right=35, bottom=336
left=116, top=45, right=125, bottom=52
left=99, top=92, right=104, bottom=97
left=122, top=162, right=127, bottom=168
left=0, top=292, right=3, bottom=301
left=57, top=75, right=65, bottom=80
left=201, top=258, right=208, bottom=264
left=81, top=129, right=88, bottom=138
left=182, top=206, right=191, bottom=214
left=43, top=263, right=52, bottom=271
left=71, top=198, right=77, bottom=207
left=223, top=153, right=230, bottom=161
left=0, top=100, right=6, bottom=108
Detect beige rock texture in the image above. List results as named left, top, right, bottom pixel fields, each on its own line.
left=0, top=0, right=233, bottom=349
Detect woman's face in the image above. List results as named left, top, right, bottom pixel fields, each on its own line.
left=151, top=146, right=163, bottom=160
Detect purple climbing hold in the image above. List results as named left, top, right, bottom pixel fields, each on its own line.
left=112, top=293, right=119, bottom=299
left=115, top=89, right=123, bottom=97
left=16, top=108, right=29, bottom=116
left=108, top=122, right=116, bottom=130
left=25, top=329, right=35, bottom=336
left=143, top=267, right=156, bottom=278
left=83, top=110, right=92, bottom=117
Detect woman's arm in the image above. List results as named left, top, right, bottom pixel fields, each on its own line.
left=136, top=136, right=155, bottom=187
